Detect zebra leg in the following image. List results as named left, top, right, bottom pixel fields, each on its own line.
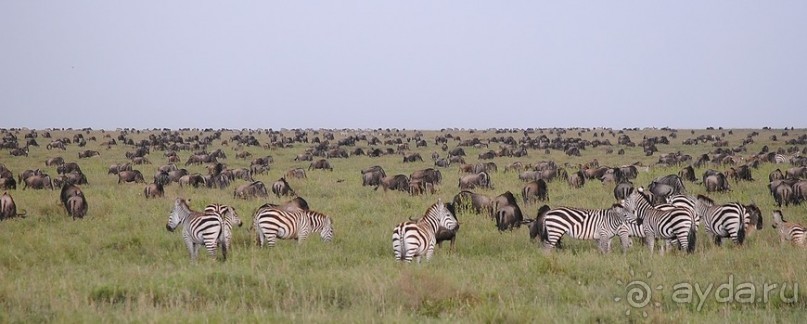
left=714, top=235, right=722, bottom=247
left=644, top=234, right=655, bottom=255
left=424, top=242, right=436, bottom=261
left=618, top=233, right=632, bottom=254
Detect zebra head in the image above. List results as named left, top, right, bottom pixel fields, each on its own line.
left=620, top=193, right=643, bottom=226
left=610, top=203, right=633, bottom=223
left=223, top=206, right=243, bottom=227
left=431, top=198, right=459, bottom=232
left=166, top=198, right=191, bottom=232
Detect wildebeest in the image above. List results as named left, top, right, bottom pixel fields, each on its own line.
left=272, top=177, right=295, bottom=197
left=23, top=174, right=53, bottom=190
left=522, top=179, right=548, bottom=206
left=493, top=191, right=524, bottom=231
left=567, top=170, right=585, bottom=188
left=118, top=170, right=146, bottom=184
left=409, top=168, right=442, bottom=186
left=704, top=173, right=730, bottom=192
left=144, top=182, right=165, bottom=198
left=459, top=172, right=492, bottom=190
left=108, top=162, right=133, bottom=175
left=57, top=162, right=82, bottom=175
left=613, top=181, right=634, bottom=201
left=0, top=176, right=15, bottom=190
left=678, top=165, right=697, bottom=182
left=1, top=192, right=26, bottom=220
left=179, top=174, right=207, bottom=188
left=61, top=184, right=88, bottom=220
left=361, top=166, right=386, bottom=187
left=234, top=181, right=269, bottom=199
left=402, top=153, right=423, bottom=163
left=375, top=174, right=409, bottom=192
left=309, top=159, right=333, bottom=171
left=45, top=156, right=64, bottom=167
left=259, top=196, right=311, bottom=212
left=434, top=202, right=460, bottom=254
left=285, top=167, right=307, bottom=180
left=78, top=150, right=100, bottom=159
left=452, top=190, right=493, bottom=216
left=769, top=169, right=785, bottom=182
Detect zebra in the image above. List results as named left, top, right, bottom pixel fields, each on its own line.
left=166, top=198, right=226, bottom=261
left=204, top=204, right=242, bottom=255
left=392, top=199, right=459, bottom=262
left=252, top=206, right=333, bottom=247
left=691, top=195, right=748, bottom=246
left=531, top=203, right=633, bottom=253
left=773, top=153, right=788, bottom=164
left=622, top=188, right=697, bottom=255
left=771, top=210, right=806, bottom=247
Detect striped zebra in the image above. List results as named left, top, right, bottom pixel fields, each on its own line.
left=774, top=153, right=788, bottom=164
left=531, top=203, right=633, bottom=253
left=392, top=199, right=459, bottom=262
left=166, top=198, right=226, bottom=260
left=691, top=195, right=748, bottom=246
left=252, top=205, right=334, bottom=247
left=622, top=189, right=697, bottom=255
left=204, top=204, right=242, bottom=255
left=772, top=210, right=806, bottom=247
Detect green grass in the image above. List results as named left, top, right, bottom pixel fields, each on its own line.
left=1, top=127, right=806, bottom=322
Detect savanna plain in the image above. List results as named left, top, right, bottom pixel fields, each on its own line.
left=0, top=127, right=806, bottom=323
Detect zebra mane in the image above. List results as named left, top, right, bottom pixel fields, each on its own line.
left=173, top=198, right=197, bottom=220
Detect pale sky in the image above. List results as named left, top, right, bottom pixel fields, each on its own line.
left=2, top=1, right=806, bottom=130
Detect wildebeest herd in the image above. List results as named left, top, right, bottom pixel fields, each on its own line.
left=2, top=127, right=807, bottom=263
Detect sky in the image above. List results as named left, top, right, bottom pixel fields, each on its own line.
left=1, top=1, right=806, bottom=130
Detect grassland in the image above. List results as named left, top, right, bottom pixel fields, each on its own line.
left=0, top=127, right=805, bottom=323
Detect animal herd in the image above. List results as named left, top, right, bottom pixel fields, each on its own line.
left=2, top=127, right=807, bottom=264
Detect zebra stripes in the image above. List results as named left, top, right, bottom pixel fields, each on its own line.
left=772, top=210, right=806, bottom=247
left=253, top=205, right=334, bottom=247
left=692, top=195, right=748, bottom=246
left=532, top=204, right=633, bottom=253
left=204, top=204, right=242, bottom=254
left=166, top=198, right=226, bottom=260
left=622, top=189, right=697, bottom=254
left=392, top=199, right=458, bottom=262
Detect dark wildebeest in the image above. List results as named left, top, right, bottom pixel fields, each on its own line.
left=309, top=159, right=333, bottom=171
left=374, top=174, right=409, bottom=192
left=678, top=165, right=697, bottom=182
left=402, top=153, right=423, bottom=163
left=1, top=192, right=26, bottom=220
left=410, top=168, right=442, bottom=186
left=60, top=183, right=87, bottom=220
left=786, top=166, right=807, bottom=180
left=234, top=181, right=269, bottom=199
left=0, top=177, right=15, bottom=190
left=108, top=162, right=132, bottom=175
left=18, top=169, right=43, bottom=184
left=459, top=172, right=492, bottom=190
left=272, top=177, right=295, bottom=197
left=494, top=191, right=524, bottom=231
left=285, top=167, right=306, bottom=180
left=260, top=196, right=311, bottom=212
left=144, top=182, right=165, bottom=198
left=704, top=173, right=730, bottom=193
left=434, top=158, right=451, bottom=168
left=78, top=150, right=100, bottom=159
left=567, top=170, right=585, bottom=188
left=613, top=181, right=634, bottom=201
left=769, top=169, right=785, bottom=182
left=647, top=174, right=687, bottom=203
left=518, top=170, right=540, bottom=182
left=452, top=190, right=493, bottom=216
left=45, top=156, right=64, bottom=167
left=179, top=174, right=206, bottom=188
left=408, top=179, right=435, bottom=196
left=118, top=170, right=146, bottom=184
left=23, top=174, right=53, bottom=190
left=57, top=162, right=82, bottom=175
left=154, top=170, right=170, bottom=186
left=522, top=179, right=548, bottom=206
left=361, top=166, right=386, bottom=187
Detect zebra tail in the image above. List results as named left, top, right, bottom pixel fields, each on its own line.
left=686, top=224, right=697, bottom=253
left=398, top=235, right=406, bottom=261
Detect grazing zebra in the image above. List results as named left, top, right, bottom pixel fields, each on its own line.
left=692, top=195, right=748, bottom=246
left=622, top=189, right=697, bottom=255
left=166, top=198, right=226, bottom=261
left=772, top=210, right=806, bottom=247
left=531, top=203, right=633, bottom=253
left=252, top=206, right=333, bottom=247
left=774, top=153, right=788, bottom=164
left=392, top=199, right=459, bottom=262
left=204, top=204, right=242, bottom=255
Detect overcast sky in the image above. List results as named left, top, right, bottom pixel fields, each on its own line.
left=2, top=2, right=805, bottom=130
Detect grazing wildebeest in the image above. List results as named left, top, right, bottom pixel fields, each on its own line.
left=309, top=159, right=333, bottom=171
left=1, top=192, right=26, bottom=220
left=678, top=165, right=697, bottom=182
left=45, top=156, right=64, bottom=167
left=434, top=157, right=450, bottom=168
left=179, top=174, right=207, bottom=188
left=118, top=170, right=146, bottom=184
left=272, top=177, right=295, bottom=197
left=0, top=177, right=15, bottom=190
left=375, top=174, right=409, bottom=192
left=613, top=181, right=634, bottom=201
left=452, top=190, right=493, bottom=216
left=18, top=169, right=43, bottom=184
left=522, top=179, right=548, bottom=206
left=704, top=173, right=730, bottom=192
left=78, top=150, right=100, bottom=159
left=361, top=166, right=386, bottom=187
left=108, top=162, right=132, bottom=175
left=285, top=167, right=307, bottom=180
left=23, top=174, right=53, bottom=190
left=57, top=162, right=82, bottom=175
left=567, top=170, right=585, bottom=188
left=403, top=153, right=423, bottom=163
left=234, top=181, right=269, bottom=199
left=409, top=168, right=442, bottom=186
left=769, top=169, right=785, bottom=182
left=62, top=185, right=88, bottom=220
left=144, top=182, right=165, bottom=198
left=259, top=196, right=311, bottom=212
left=459, top=172, right=492, bottom=190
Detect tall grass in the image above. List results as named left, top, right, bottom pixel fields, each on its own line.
left=0, top=127, right=805, bottom=322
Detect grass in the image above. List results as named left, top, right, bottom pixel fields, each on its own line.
left=0, top=127, right=806, bottom=322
